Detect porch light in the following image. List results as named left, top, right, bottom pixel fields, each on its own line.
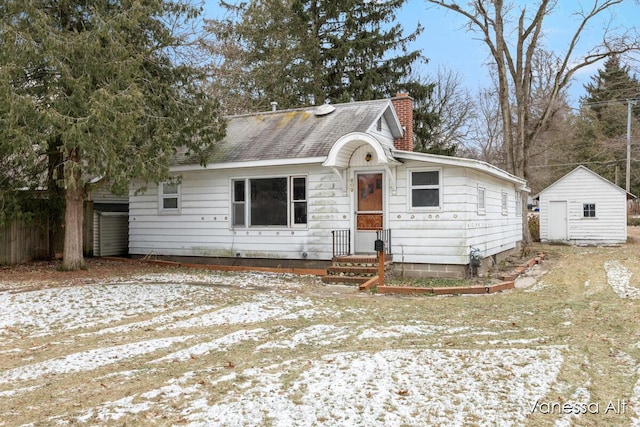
left=365, top=152, right=372, bottom=162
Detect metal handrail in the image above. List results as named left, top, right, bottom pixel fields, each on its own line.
left=331, top=229, right=350, bottom=257
left=376, top=229, right=392, bottom=255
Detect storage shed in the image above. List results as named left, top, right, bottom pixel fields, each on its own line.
left=90, top=188, right=129, bottom=257
left=538, top=165, right=631, bottom=245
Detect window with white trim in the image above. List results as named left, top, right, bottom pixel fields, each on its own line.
left=232, top=176, right=307, bottom=227
left=410, top=169, right=440, bottom=209
left=501, top=191, right=508, bottom=216
left=159, top=182, right=180, bottom=213
left=583, top=203, right=596, bottom=218
left=232, top=180, right=246, bottom=226
left=477, top=186, right=486, bottom=215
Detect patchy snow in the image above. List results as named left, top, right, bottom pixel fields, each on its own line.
left=0, top=283, right=213, bottom=343
left=153, top=329, right=268, bottom=363
left=256, top=324, right=351, bottom=350
left=604, top=260, right=640, bottom=299
left=87, top=347, right=564, bottom=426
left=0, top=335, right=194, bottom=384
left=0, top=270, right=574, bottom=426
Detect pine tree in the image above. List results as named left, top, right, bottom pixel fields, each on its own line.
left=206, top=0, right=436, bottom=151
left=0, top=0, right=225, bottom=270
left=575, top=56, right=640, bottom=191
left=582, top=56, right=640, bottom=138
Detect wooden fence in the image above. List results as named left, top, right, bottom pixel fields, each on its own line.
left=0, top=201, right=102, bottom=264
left=0, top=216, right=50, bottom=265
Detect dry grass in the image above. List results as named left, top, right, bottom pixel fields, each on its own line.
left=1, top=230, right=640, bottom=425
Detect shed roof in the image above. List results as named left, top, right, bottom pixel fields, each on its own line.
left=172, top=99, right=401, bottom=167
left=538, top=165, right=636, bottom=199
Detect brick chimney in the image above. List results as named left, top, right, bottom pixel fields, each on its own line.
left=391, top=92, right=414, bottom=151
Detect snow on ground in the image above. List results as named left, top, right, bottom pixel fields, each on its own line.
left=168, top=347, right=564, bottom=427
left=0, top=283, right=215, bottom=343
left=604, top=260, right=640, bottom=299
left=0, top=270, right=570, bottom=426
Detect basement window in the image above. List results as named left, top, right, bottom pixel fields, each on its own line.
left=583, top=203, right=596, bottom=218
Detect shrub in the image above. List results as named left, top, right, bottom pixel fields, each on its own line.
left=528, top=214, right=540, bottom=242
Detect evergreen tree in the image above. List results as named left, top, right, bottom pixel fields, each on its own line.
left=576, top=56, right=640, bottom=192
left=0, top=0, right=225, bottom=270
left=206, top=0, right=441, bottom=152
left=582, top=55, right=640, bottom=137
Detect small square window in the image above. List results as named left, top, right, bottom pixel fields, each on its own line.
left=159, top=182, right=180, bottom=213
left=583, top=203, right=596, bottom=218
left=410, top=170, right=440, bottom=209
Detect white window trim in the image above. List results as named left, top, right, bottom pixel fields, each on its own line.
left=158, top=182, right=181, bottom=214
left=231, top=179, right=246, bottom=227
left=290, top=175, right=308, bottom=228
left=408, top=167, right=442, bottom=211
left=501, top=190, right=508, bottom=216
left=477, top=186, right=486, bottom=215
left=231, top=175, right=308, bottom=229
left=583, top=203, right=597, bottom=218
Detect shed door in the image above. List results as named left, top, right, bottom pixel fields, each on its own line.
left=355, top=173, right=383, bottom=253
left=548, top=201, right=568, bottom=240
left=98, top=213, right=129, bottom=256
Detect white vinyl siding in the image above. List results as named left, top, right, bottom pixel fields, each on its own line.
left=388, top=163, right=523, bottom=265
left=539, top=166, right=627, bottom=244
left=130, top=166, right=346, bottom=261
left=130, top=161, right=524, bottom=266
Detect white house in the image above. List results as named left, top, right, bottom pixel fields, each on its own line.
left=538, top=165, right=632, bottom=245
left=128, top=94, right=529, bottom=278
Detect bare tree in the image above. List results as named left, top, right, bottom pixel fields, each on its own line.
left=426, top=0, right=640, bottom=240
left=422, top=66, right=475, bottom=152
left=462, top=87, right=505, bottom=166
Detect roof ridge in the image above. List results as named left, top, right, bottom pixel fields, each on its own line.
left=224, top=98, right=391, bottom=119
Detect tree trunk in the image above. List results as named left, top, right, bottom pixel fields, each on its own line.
left=62, top=155, right=86, bottom=271
left=47, top=137, right=65, bottom=259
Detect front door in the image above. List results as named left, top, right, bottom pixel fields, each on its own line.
left=355, top=172, right=383, bottom=253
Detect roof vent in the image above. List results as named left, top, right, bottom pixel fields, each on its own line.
left=314, top=104, right=336, bottom=116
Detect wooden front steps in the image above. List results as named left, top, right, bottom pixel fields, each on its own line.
left=322, top=254, right=393, bottom=285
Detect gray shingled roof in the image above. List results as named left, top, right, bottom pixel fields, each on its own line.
left=172, top=99, right=397, bottom=166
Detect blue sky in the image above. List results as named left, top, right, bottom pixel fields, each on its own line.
left=200, top=0, right=640, bottom=107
